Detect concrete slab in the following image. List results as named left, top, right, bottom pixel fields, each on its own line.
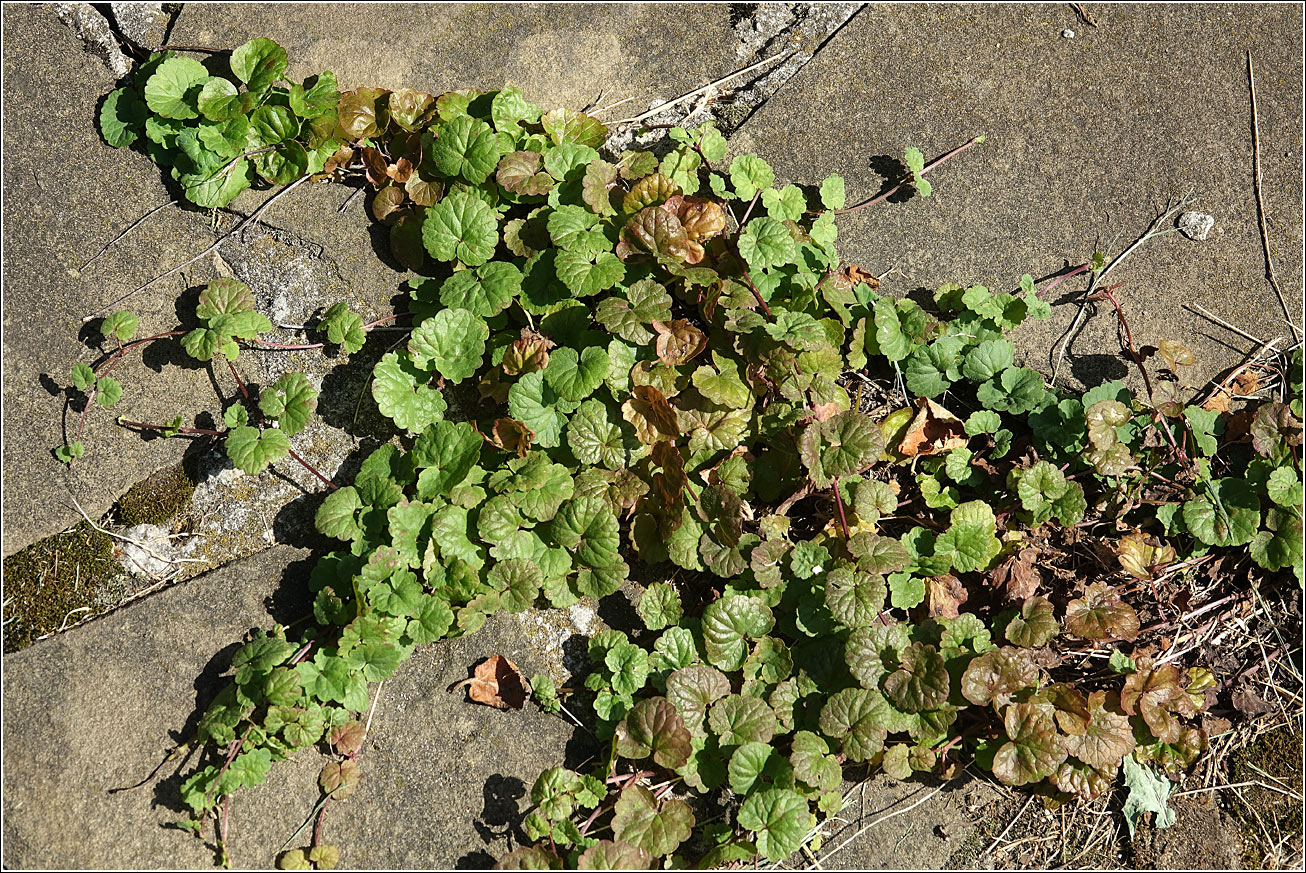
left=729, top=4, right=1304, bottom=391
left=1, top=545, right=580, bottom=869
left=1, top=4, right=226, bottom=556
left=167, top=4, right=740, bottom=115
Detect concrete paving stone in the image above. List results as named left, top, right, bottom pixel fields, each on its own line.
left=730, top=4, right=1304, bottom=391
left=1, top=4, right=236, bottom=556
left=167, top=4, right=741, bottom=116
left=1, top=545, right=581, bottom=869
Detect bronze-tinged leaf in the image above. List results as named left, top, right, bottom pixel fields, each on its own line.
left=328, top=722, right=366, bottom=756
left=359, top=146, right=388, bottom=186
left=899, top=397, right=967, bottom=457
left=663, top=195, right=727, bottom=241
left=488, top=418, right=534, bottom=458
left=389, top=155, right=415, bottom=184
left=622, top=385, right=681, bottom=444
left=1064, top=582, right=1140, bottom=642
left=388, top=88, right=436, bottom=132
left=652, top=320, right=708, bottom=366
left=501, top=329, right=553, bottom=375
left=925, top=573, right=968, bottom=620
left=323, top=145, right=355, bottom=176
left=652, top=442, right=687, bottom=503
left=1117, top=532, right=1177, bottom=580
left=991, top=548, right=1041, bottom=601
left=450, top=654, right=528, bottom=710
left=404, top=171, right=445, bottom=207
left=371, top=184, right=407, bottom=224
left=617, top=206, right=693, bottom=264
left=336, top=87, right=390, bottom=140
left=497, top=151, right=555, bottom=196
left=1120, top=658, right=1197, bottom=744
left=479, top=369, right=510, bottom=406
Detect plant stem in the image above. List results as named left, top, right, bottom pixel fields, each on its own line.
left=1090, top=281, right=1154, bottom=400
left=286, top=446, right=338, bottom=490
left=831, top=478, right=851, bottom=538
left=224, top=357, right=250, bottom=401
left=118, top=419, right=224, bottom=436
left=835, top=134, right=984, bottom=215
left=1036, top=263, right=1092, bottom=297
left=741, top=271, right=774, bottom=319
left=312, top=796, right=332, bottom=849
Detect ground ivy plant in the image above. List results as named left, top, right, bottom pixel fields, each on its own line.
left=67, top=39, right=1303, bottom=869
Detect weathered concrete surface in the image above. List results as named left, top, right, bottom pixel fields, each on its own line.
left=1, top=545, right=580, bottom=869
left=730, top=4, right=1304, bottom=391
left=1, top=4, right=225, bottom=556
left=168, top=4, right=740, bottom=114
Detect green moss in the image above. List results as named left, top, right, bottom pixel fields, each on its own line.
left=1230, top=724, right=1303, bottom=866
left=114, top=463, right=196, bottom=527
left=2, top=522, right=121, bottom=652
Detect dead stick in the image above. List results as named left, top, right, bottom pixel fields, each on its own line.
left=1248, top=52, right=1301, bottom=344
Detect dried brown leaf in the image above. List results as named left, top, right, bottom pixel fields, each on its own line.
left=450, top=654, right=528, bottom=710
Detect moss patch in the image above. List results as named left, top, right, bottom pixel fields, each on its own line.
left=1230, top=724, right=1303, bottom=866
left=2, top=522, right=122, bottom=652
left=114, top=463, right=196, bottom=527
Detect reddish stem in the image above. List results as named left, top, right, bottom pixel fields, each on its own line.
left=835, top=134, right=984, bottom=215
left=249, top=339, right=326, bottom=351
left=1091, top=282, right=1154, bottom=400
left=737, top=189, right=762, bottom=228
left=286, top=446, right=338, bottom=490
left=742, top=272, right=774, bottom=319
left=1037, top=263, right=1092, bottom=297
left=831, top=478, right=851, bottom=538
left=312, top=795, right=332, bottom=849
left=224, top=357, right=250, bottom=401
left=73, top=330, right=189, bottom=448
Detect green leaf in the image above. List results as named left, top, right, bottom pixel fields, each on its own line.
left=1121, top=752, right=1176, bottom=836
left=819, top=687, right=890, bottom=761
left=541, top=108, right=608, bottom=148
left=738, top=216, right=797, bottom=271
left=1182, top=478, right=1260, bottom=547
left=94, top=376, right=123, bottom=407
left=371, top=350, right=447, bottom=433
left=258, top=373, right=318, bottom=437
left=319, top=303, right=366, bottom=353
left=100, top=87, right=147, bottom=147
left=728, top=741, right=775, bottom=795
left=71, top=363, right=97, bottom=392
left=508, top=371, right=568, bottom=448
left=218, top=747, right=272, bottom=794
left=545, top=346, right=610, bottom=401
left=488, top=558, right=543, bottom=613
left=904, top=146, right=932, bottom=197
left=423, top=192, right=499, bottom=266
left=576, top=841, right=652, bottom=870
left=934, top=522, right=1001, bottom=573
left=408, top=308, right=488, bottom=383
left=962, top=339, right=1014, bottom=382
left=568, top=398, right=625, bottom=469
left=432, top=115, right=503, bottom=183
left=737, top=789, right=811, bottom=863
left=143, top=57, right=209, bottom=119
left=549, top=496, right=622, bottom=571
left=819, top=174, right=846, bottom=210
left=230, top=37, right=288, bottom=92
left=709, top=695, right=777, bottom=747
left=413, top=420, right=483, bottom=498
left=1266, top=467, right=1303, bottom=507
left=701, top=596, right=774, bottom=671
left=555, top=249, right=626, bottom=297
left=729, top=154, right=775, bottom=201
left=289, top=71, right=340, bottom=119
left=1005, top=596, right=1059, bottom=647
left=823, top=566, right=887, bottom=627
left=789, top=731, right=841, bottom=793
left=196, top=77, right=242, bottom=121
left=762, top=185, right=806, bottom=221
left=225, top=426, right=290, bottom=475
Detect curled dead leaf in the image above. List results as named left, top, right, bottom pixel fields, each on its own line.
left=842, top=264, right=881, bottom=289
left=487, top=418, right=534, bottom=458
left=449, top=654, right=528, bottom=711
left=899, top=397, right=968, bottom=457
left=926, top=573, right=968, bottom=619
left=991, top=548, right=1041, bottom=601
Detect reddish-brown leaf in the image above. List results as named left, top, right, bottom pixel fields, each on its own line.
left=899, top=397, right=967, bottom=457
left=926, top=573, right=968, bottom=619
left=450, top=655, right=528, bottom=711
left=487, top=418, right=534, bottom=458
left=991, top=548, right=1041, bottom=601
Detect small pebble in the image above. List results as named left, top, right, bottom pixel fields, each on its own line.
left=1062, top=28, right=1075, bottom=38
left=1178, top=211, right=1216, bottom=241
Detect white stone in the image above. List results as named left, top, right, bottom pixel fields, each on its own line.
left=1178, top=211, right=1215, bottom=241
left=1061, top=28, right=1075, bottom=39
left=117, top=524, right=177, bottom=578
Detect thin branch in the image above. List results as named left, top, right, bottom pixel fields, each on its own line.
left=286, top=446, right=339, bottom=491
left=1248, top=51, right=1301, bottom=344
left=78, top=199, right=179, bottom=271
left=84, top=175, right=312, bottom=323
left=1186, top=302, right=1268, bottom=346
left=615, top=51, right=792, bottom=125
